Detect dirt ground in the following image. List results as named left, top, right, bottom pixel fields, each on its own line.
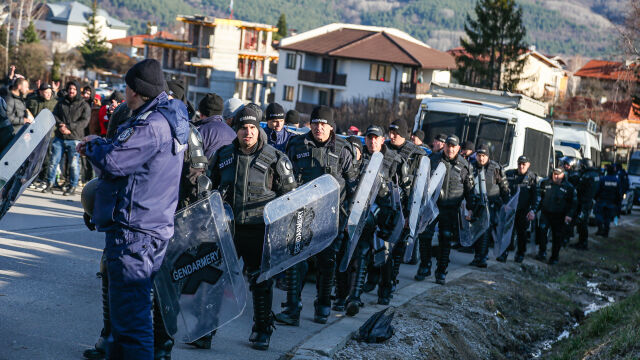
left=334, top=215, right=640, bottom=360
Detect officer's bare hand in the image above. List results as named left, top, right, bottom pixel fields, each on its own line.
left=564, top=216, right=572, bottom=224
left=465, top=210, right=473, bottom=221
left=24, top=117, right=33, bottom=124
left=77, top=135, right=100, bottom=155
left=527, top=211, right=535, bottom=221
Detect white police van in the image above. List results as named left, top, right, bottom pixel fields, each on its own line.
left=413, top=82, right=554, bottom=177
left=553, top=119, right=602, bottom=166
left=628, top=150, right=640, bottom=205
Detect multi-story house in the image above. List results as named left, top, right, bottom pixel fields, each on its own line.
left=275, top=23, right=456, bottom=115
left=34, top=1, right=128, bottom=53
left=144, top=15, right=278, bottom=106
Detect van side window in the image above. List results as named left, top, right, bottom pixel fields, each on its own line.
left=523, top=128, right=552, bottom=178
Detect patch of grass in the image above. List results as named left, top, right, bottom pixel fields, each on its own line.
left=550, top=290, right=640, bottom=360
left=552, top=270, right=579, bottom=285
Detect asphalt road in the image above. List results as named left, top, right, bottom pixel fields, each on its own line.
left=0, top=189, right=484, bottom=360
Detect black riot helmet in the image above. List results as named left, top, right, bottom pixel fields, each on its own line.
left=558, top=156, right=579, bottom=171
left=580, top=158, right=595, bottom=170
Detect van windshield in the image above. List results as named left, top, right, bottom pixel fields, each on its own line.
left=419, top=110, right=514, bottom=165
left=629, top=159, right=640, bottom=176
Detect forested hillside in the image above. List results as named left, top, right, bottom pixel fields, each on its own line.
left=58, top=0, right=626, bottom=58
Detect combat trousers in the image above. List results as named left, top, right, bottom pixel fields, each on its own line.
left=514, top=210, right=531, bottom=256
left=576, top=204, right=593, bottom=247
left=105, top=229, right=168, bottom=360
left=595, top=203, right=617, bottom=236
left=537, top=211, right=566, bottom=261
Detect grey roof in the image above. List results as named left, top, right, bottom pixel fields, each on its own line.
left=45, top=1, right=129, bottom=29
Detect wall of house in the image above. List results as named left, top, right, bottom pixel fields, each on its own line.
left=274, top=50, right=300, bottom=110
left=35, top=18, right=127, bottom=53
left=513, top=55, right=564, bottom=102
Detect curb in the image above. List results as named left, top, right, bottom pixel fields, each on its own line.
left=289, top=266, right=476, bottom=359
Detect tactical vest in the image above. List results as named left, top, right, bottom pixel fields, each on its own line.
left=432, top=152, right=468, bottom=207
left=598, top=174, right=620, bottom=204
left=362, top=146, right=400, bottom=201
left=288, top=134, right=350, bottom=191
left=506, top=169, right=536, bottom=211
left=578, top=169, right=601, bottom=203
left=216, top=143, right=279, bottom=225
left=473, top=160, right=502, bottom=202
left=541, top=180, right=574, bottom=214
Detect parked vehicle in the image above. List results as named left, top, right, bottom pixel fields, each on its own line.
left=628, top=150, right=640, bottom=205
left=553, top=119, right=602, bottom=166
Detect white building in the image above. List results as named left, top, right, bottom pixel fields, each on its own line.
left=275, top=23, right=456, bottom=114
left=508, top=50, right=568, bottom=104
left=144, top=16, right=278, bottom=106
left=34, top=1, right=128, bottom=53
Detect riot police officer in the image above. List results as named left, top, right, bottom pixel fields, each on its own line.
left=469, top=144, right=510, bottom=266
left=209, top=106, right=297, bottom=350
left=419, top=135, right=474, bottom=284
left=570, top=159, right=600, bottom=250
left=594, top=165, right=622, bottom=238
left=344, top=125, right=404, bottom=313
left=535, top=167, right=577, bottom=264
left=264, top=102, right=296, bottom=152
left=277, top=105, right=358, bottom=325
left=504, top=155, right=537, bottom=262
left=383, top=119, right=426, bottom=292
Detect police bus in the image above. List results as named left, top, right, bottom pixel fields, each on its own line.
left=412, top=82, right=554, bottom=178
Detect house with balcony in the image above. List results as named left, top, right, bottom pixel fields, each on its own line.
left=33, top=1, right=128, bottom=53
left=143, top=15, right=278, bottom=106
left=109, top=27, right=176, bottom=59
left=275, top=23, right=456, bottom=115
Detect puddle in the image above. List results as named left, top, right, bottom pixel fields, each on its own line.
left=531, top=282, right=616, bottom=358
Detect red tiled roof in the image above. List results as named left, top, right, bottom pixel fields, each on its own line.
left=280, top=28, right=456, bottom=70
left=109, top=31, right=177, bottom=48
left=574, top=60, right=639, bottom=82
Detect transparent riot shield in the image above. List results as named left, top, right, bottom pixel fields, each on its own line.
left=492, top=188, right=520, bottom=257
left=258, top=174, right=340, bottom=283
left=340, top=152, right=383, bottom=272
left=384, top=183, right=405, bottom=246
left=402, top=156, right=430, bottom=260
left=154, top=191, right=246, bottom=343
left=417, top=162, right=446, bottom=234
left=0, top=110, right=55, bottom=221
left=459, top=200, right=490, bottom=247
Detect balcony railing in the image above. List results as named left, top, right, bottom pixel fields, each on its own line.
left=298, top=69, right=347, bottom=86
left=295, top=101, right=316, bottom=114
left=399, top=82, right=431, bottom=94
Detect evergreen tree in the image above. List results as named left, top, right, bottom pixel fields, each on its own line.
left=22, top=22, right=40, bottom=44
left=273, top=13, right=287, bottom=41
left=78, top=0, right=109, bottom=69
left=454, top=0, right=527, bottom=91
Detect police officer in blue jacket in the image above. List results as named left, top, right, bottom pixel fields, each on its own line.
left=78, top=59, right=189, bottom=360
left=595, top=165, right=622, bottom=237
left=264, top=102, right=296, bottom=152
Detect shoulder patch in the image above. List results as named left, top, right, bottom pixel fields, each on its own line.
left=117, top=127, right=135, bottom=143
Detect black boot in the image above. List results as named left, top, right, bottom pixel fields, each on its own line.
left=377, top=285, right=392, bottom=305
left=414, top=261, right=431, bottom=281
left=535, top=252, right=546, bottom=261
left=363, top=263, right=379, bottom=293
left=274, top=267, right=301, bottom=326
left=83, top=262, right=110, bottom=360
left=63, top=185, right=77, bottom=196
left=390, top=242, right=405, bottom=291
left=313, top=264, right=334, bottom=324
left=249, top=280, right=274, bottom=350
left=473, top=232, right=489, bottom=267
left=435, top=269, right=446, bottom=285
left=154, top=339, right=174, bottom=360
left=496, top=252, right=508, bottom=263
left=332, top=269, right=349, bottom=312
left=345, top=256, right=368, bottom=316
left=514, top=254, right=524, bottom=263
left=153, top=290, right=174, bottom=359
left=187, top=331, right=214, bottom=349
left=41, top=182, right=54, bottom=194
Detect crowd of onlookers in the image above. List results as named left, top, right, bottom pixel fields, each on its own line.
left=0, top=65, right=127, bottom=195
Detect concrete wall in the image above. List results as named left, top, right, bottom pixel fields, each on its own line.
left=35, top=17, right=126, bottom=53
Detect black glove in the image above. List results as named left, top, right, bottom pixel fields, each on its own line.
left=83, top=212, right=96, bottom=231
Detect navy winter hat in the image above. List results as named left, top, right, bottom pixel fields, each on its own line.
left=265, top=102, right=286, bottom=121
left=310, top=105, right=335, bottom=129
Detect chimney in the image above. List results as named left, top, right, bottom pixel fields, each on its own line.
left=147, top=22, right=158, bottom=36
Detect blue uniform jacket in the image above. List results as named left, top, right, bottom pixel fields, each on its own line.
left=596, top=174, right=622, bottom=205
left=265, top=126, right=296, bottom=152
left=191, top=114, right=236, bottom=158
left=85, top=92, right=189, bottom=241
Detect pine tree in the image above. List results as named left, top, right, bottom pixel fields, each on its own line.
left=273, top=13, right=287, bottom=41
left=22, top=21, right=40, bottom=43
left=454, top=0, right=528, bottom=91
left=78, top=0, right=109, bottom=69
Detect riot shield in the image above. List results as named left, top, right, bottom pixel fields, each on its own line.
left=459, top=201, right=490, bottom=246
left=402, top=156, right=430, bottom=260
left=258, top=174, right=340, bottom=283
left=0, top=110, right=55, bottom=221
left=417, top=162, right=446, bottom=234
left=384, top=183, right=405, bottom=245
left=154, top=191, right=246, bottom=343
left=340, top=152, right=383, bottom=272
left=492, top=188, right=520, bottom=257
